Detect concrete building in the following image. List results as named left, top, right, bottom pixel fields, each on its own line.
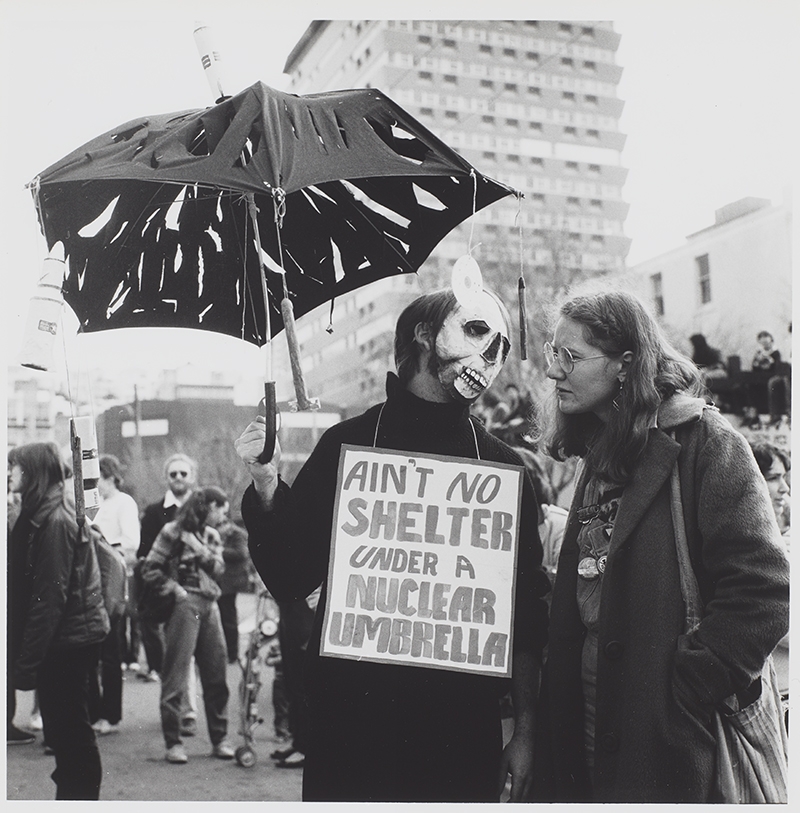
left=620, top=195, right=792, bottom=364
left=282, top=20, right=630, bottom=408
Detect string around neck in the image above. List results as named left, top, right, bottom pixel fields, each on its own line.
left=372, top=401, right=481, bottom=460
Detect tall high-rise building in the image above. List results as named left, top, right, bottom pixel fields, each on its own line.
left=282, top=20, right=629, bottom=409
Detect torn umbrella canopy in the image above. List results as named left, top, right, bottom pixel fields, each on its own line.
left=32, top=81, right=516, bottom=346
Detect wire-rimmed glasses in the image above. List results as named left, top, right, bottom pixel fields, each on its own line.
left=543, top=342, right=608, bottom=374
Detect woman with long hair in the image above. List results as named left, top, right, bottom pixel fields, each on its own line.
left=532, top=289, right=789, bottom=803
left=141, top=486, right=233, bottom=764
left=7, top=442, right=110, bottom=799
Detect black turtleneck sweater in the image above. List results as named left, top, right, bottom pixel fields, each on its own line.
left=242, top=373, right=549, bottom=801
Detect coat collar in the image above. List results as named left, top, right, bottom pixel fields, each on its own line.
left=609, top=393, right=708, bottom=551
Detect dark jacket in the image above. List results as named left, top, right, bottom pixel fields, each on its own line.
left=10, top=485, right=110, bottom=691
left=137, top=498, right=180, bottom=559
left=215, top=520, right=251, bottom=595
left=534, top=395, right=790, bottom=803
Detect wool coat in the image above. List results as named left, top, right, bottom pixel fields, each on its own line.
left=534, top=395, right=790, bottom=803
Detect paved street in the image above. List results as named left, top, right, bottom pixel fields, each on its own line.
left=7, top=593, right=302, bottom=802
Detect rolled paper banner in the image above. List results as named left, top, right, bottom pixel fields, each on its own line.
left=19, top=253, right=65, bottom=371
left=193, top=22, right=227, bottom=103
left=72, top=416, right=101, bottom=516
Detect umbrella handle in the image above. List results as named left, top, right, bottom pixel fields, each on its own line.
left=258, top=381, right=278, bottom=464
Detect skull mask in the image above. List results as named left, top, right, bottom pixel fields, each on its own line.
left=432, top=291, right=511, bottom=403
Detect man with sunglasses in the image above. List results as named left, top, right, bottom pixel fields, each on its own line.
left=136, top=455, right=198, bottom=685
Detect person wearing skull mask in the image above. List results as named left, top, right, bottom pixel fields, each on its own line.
left=235, top=288, right=550, bottom=802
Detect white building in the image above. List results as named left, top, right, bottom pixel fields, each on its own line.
left=619, top=195, right=792, bottom=364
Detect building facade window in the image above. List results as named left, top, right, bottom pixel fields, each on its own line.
left=419, top=71, right=432, bottom=81
left=527, top=85, right=541, bottom=95
left=651, top=272, right=665, bottom=316
left=529, top=121, right=543, bottom=130
left=444, top=74, right=457, bottom=83
left=504, top=82, right=518, bottom=92
left=480, top=44, right=493, bottom=54
left=559, top=23, right=573, bottom=34
left=480, top=79, right=494, bottom=89
left=561, top=57, right=574, bottom=68
left=563, top=91, right=576, bottom=102
left=585, top=94, right=599, bottom=105
left=503, top=48, right=516, bottom=57
left=564, top=126, right=577, bottom=136
left=583, top=60, right=597, bottom=71
left=506, top=118, right=519, bottom=127
left=565, top=160, right=579, bottom=171
left=418, top=35, right=431, bottom=44
left=526, top=51, right=539, bottom=61
left=696, top=254, right=712, bottom=303
left=482, top=115, right=495, bottom=124
left=443, top=38, right=456, bottom=48
left=588, top=163, right=601, bottom=173
left=445, top=110, right=458, bottom=119
left=587, top=128, right=600, bottom=139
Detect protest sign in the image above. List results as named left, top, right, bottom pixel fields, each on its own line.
left=319, top=444, right=523, bottom=677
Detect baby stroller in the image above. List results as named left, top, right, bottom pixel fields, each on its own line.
left=235, top=589, right=281, bottom=767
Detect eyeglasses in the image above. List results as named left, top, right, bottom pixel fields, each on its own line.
left=168, top=470, right=189, bottom=479
left=543, top=342, right=608, bottom=374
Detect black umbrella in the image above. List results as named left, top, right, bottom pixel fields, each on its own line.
left=31, top=81, right=517, bottom=457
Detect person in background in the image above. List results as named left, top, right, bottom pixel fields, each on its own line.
left=268, top=590, right=317, bottom=769
left=744, top=330, right=784, bottom=426
left=7, top=442, right=110, bottom=799
left=89, top=454, right=140, bottom=734
left=204, top=486, right=250, bottom=664
left=7, top=462, right=36, bottom=746
left=96, top=455, right=142, bottom=672
left=136, top=453, right=196, bottom=688
left=688, top=333, right=726, bottom=376
left=142, top=488, right=234, bottom=764
left=533, top=289, right=789, bottom=803
left=748, top=440, right=790, bottom=726
left=235, top=288, right=550, bottom=801
left=752, top=330, right=781, bottom=372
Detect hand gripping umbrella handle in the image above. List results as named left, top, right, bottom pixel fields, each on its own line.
left=258, top=381, right=277, bottom=464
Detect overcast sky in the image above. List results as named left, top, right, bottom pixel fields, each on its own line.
left=1, top=0, right=796, bottom=396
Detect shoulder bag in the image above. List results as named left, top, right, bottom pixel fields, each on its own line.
left=669, top=458, right=788, bottom=804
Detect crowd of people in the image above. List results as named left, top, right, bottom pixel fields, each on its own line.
left=690, top=328, right=791, bottom=427
left=6, top=448, right=275, bottom=797
left=8, top=284, right=791, bottom=803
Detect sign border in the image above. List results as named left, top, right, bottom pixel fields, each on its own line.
left=318, top=443, right=524, bottom=678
